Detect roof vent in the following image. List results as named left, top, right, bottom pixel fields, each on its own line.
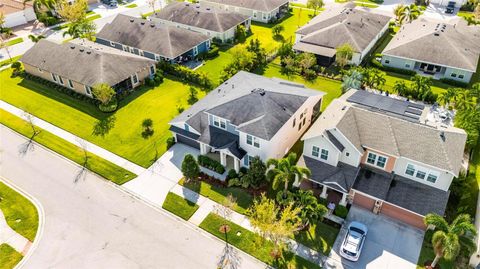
left=341, top=106, right=347, bottom=110
left=252, top=88, right=266, bottom=96
left=79, top=48, right=84, bottom=52
left=206, top=7, right=210, bottom=10
left=86, top=51, right=91, bottom=54
left=141, top=21, right=145, bottom=25
left=70, top=45, right=75, bottom=49
left=440, top=131, right=445, bottom=142
left=150, top=23, right=155, bottom=27
left=434, top=33, right=440, bottom=36
left=130, top=18, right=134, bottom=22
left=185, top=3, right=189, bottom=6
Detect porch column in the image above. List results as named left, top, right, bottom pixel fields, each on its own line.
left=234, top=158, right=240, bottom=173
left=220, top=152, right=227, bottom=166
left=200, top=143, right=207, bottom=155
left=320, top=185, right=328, bottom=199
left=340, top=193, right=347, bottom=206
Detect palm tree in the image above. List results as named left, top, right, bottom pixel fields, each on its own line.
left=393, top=80, right=409, bottom=97
left=28, top=34, right=45, bottom=43
left=266, top=153, right=311, bottom=196
left=393, top=4, right=405, bottom=25
left=398, top=4, right=421, bottom=25
left=410, top=75, right=432, bottom=101
left=438, top=87, right=459, bottom=107
left=342, top=70, right=363, bottom=93
left=455, top=89, right=476, bottom=111
left=424, top=213, right=477, bottom=268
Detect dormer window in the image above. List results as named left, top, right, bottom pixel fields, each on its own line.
left=212, top=116, right=226, bottom=129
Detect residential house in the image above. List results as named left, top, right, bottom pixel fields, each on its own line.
left=381, top=18, right=480, bottom=83
left=20, top=39, right=156, bottom=97
left=169, top=71, right=324, bottom=173
left=0, top=0, right=36, bottom=28
left=197, top=0, right=289, bottom=23
left=96, top=14, right=211, bottom=63
left=298, top=89, right=467, bottom=229
left=151, top=2, right=251, bottom=43
left=294, top=5, right=391, bottom=66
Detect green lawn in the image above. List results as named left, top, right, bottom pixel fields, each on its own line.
left=200, top=213, right=322, bottom=269
left=5, top=38, right=24, bottom=46
left=295, top=221, right=340, bottom=255
left=0, top=244, right=23, bottom=269
left=179, top=178, right=254, bottom=214
left=162, top=192, right=199, bottom=220
left=0, top=181, right=38, bottom=241
left=197, top=7, right=314, bottom=85
left=125, top=3, right=137, bottom=8
left=54, top=14, right=101, bottom=30
left=0, top=70, right=202, bottom=167
left=0, top=109, right=136, bottom=184
left=0, top=55, right=22, bottom=68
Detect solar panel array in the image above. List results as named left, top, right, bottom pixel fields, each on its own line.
left=347, top=90, right=425, bottom=122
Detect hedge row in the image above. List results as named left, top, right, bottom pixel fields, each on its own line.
left=159, top=62, right=214, bottom=91
left=198, top=155, right=225, bottom=174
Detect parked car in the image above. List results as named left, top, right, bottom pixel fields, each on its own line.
left=340, top=221, right=368, bottom=261
left=445, top=1, right=455, bottom=14
left=101, top=0, right=117, bottom=7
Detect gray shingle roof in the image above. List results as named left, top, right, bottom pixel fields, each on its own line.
left=154, top=2, right=250, bottom=33
left=303, top=90, right=467, bottom=175
left=170, top=71, right=324, bottom=141
left=382, top=18, right=480, bottom=71
left=96, top=14, right=210, bottom=59
left=20, top=39, right=155, bottom=87
left=295, top=6, right=391, bottom=53
left=199, top=0, right=288, bottom=12
left=198, top=126, right=246, bottom=159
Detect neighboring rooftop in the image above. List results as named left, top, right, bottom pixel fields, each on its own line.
left=302, top=89, right=467, bottom=176
left=96, top=14, right=210, bottom=59
left=199, top=0, right=288, bottom=12
left=170, top=71, right=324, bottom=141
left=20, top=39, right=155, bottom=87
left=382, top=18, right=480, bottom=72
left=0, top=0, right=33, bottom=15
left=295, top=5, right=391, bottom=53
left=154, top=2, right=250, bottom=33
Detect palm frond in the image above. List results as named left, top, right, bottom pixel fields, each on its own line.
left=424, top=213, right=449, bottom=232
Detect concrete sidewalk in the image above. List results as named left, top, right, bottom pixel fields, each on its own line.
left=0, top=209, right=31, bottom=255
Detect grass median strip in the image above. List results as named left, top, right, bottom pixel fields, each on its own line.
left=0, top=109, right=136, bottom=185
left=0, top=55, right=22, bottom=68
left=5, top=38, right=24, bottom=46
left=162, top=192, right=199, bottom=220
left=199, top=213, right=321, bottom=269
left=0, top=244, right=23, bottom=269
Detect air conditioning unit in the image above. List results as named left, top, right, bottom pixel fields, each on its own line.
left=373, top=200, right=382, bottom=214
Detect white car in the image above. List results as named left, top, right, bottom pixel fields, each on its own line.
left=339, top=221, right=368, bottom=261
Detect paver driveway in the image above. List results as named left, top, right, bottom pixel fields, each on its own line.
left=325, top=206, right=424, bottom=269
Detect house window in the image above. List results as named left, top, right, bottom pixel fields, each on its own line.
left=246, top=135, right=260, bottom=148
left=312, top=146, right=319, bottom=157
left=459, top=74, right=464, bottom=79
left=427, top=173, right=438, bottom=183
left=243, top=155, right=253, bottom=166
left=451, top=73, right=457, bottom=78
left=193, top=46, right=198, bottom=56
left=84, top=85, right=92, bottom=95
left=367, top=153, right=376, bottom=165
left=292, top=118, right=296, bottom=127
left=416, top=170, right=426, bottom=180
left=51, top=73, right=57, bottom=82
left=68, top=79, right=74, bottom=88
left=58, top=76, right=64, bottom=85
left=298, top=121, right=302, bottom=131
left=184, top=124, right=189, bottom=132
left=385, top=59, right=390, bottom=64
left=320, top=149, right=329, bottom=160
left=132, top=73, right=139, bottom=84
left=346, top=152, right=350, bottom=157
left=129, top=47, right=135, bottom=53
left=405, top=164, right=415, bottom=176
left=302, top=117, right=306, bottom=126
left=155, top=55, right=161, bottom=61
left=253, top=12, right=257, bottom=18
left=376, top=156, right=387, bottom=168
left=212, top=116, right=226, bottom=129
left=405, top=63, right=410, bottom=68
left=150, top=65, right=155, bottom=75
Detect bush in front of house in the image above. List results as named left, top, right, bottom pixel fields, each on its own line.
left=439, top=78, right=469, bottom=88
left=334, top=205, right=349, bottom=219
left=166, top=137, right=176, bottom=149
left=197, top=155, right=225, bottom=174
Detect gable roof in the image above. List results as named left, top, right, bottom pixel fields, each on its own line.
left=20, top=39, right=155, bottom=87
left=199, top=0, right=288, bottom=12
left=303, top=90, right=467, bottom=175
left=382, top=18, right=480, bottom=72
left=295, top=6, right=391, bottom=53
left=0, top=0, right=33, bottom=15
left=170, top=71, right=324, bottom=141
left=154, top=2, right=250, bottom=33
left=96, top=14, right=210, bottom=59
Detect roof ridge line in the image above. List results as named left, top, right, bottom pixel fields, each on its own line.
left=386, top=117, right=401, bottom=156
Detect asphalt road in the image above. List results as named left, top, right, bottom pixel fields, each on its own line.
left=0, top=125, right=265, bottom=269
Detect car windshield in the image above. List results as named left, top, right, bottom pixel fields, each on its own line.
left=350, top=227, right=365, bottom=235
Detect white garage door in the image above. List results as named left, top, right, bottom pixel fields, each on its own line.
left=5, top=12, right=28, bottom=28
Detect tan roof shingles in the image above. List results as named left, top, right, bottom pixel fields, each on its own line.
left=0, top=0, right=33, bottom=15
left=200, top=0, right=288, bottom=12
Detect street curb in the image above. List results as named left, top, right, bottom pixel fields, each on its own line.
left=0, top=176, right=45, bottom=269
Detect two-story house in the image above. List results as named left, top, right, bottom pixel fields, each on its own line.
left=298, top=89, right=467, bottom=229
left=169, top=71, right=324, bottom=172
left=197, top=0, right=289, bottom=23
left=151, top=2, right=251, bottom=43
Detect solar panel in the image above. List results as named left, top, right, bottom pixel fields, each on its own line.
left=347, top=90, right=425, bottom=122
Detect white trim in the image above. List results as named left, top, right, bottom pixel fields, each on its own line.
left=401, top=156, right=454, bottom=176
left=382, top=53, right=475, bottom=73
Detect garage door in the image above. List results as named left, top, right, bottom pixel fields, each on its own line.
left=352, top=191, right=376, bottom=211
left=380, top=202, right=426, bottom=230
left=176, top=134, right=200, bottom=150
left=5, top=13, right=28, bottom=28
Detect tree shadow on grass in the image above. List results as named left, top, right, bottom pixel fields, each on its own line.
left=92, top=115, right=116, bottom=137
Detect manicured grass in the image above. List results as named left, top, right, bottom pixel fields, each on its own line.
left=5, top=38, right=24, bottom=46
left=54, top=14, right=101, bottom=30
left=0, top=55, right=22, bottom=68
left=0, top=70, right=202, bottom=167
left=179, top=178, right=254, bottom=214
left=86, top=14, right=101, bottom=21
left=295, top=221, right=340, bottom=255
left=0, top=181, right=38, bottom=241
left=125, top=3, right=137, bottom=8
left=162, top=192, right=199, bottom=220
left=0, top=109, right=136, bottom=184
left=197, top=8, right=314, bottom=85
left=0, top=244, right=23, bottom=269
left=86, top=10, right=95, bottom=16
left=200, top=213, right=322, bottom=269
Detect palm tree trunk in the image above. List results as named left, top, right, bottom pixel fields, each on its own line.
left=431, top=254, right=441, bottom=268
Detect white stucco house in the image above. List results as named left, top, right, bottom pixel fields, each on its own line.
left=294, top=5, right=391, bottom=66
left=197, top=0, right=289, bottom=23
left=0, top=0, right=37, bottom=28
left=298, top=89, right=467, bottom=229
left=151, top=2, right=251, bottom=43
left=381, top=18, right=480, bottom=84
left=169, top=71, right=324, bottom=173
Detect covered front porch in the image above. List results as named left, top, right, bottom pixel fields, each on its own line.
left=413, top=62, right=446, bottom=79
left=199, top=142, right=243, bottom=173
left=300, top=180, right=349, bottom=206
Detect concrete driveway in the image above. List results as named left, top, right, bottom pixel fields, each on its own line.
left=325, top=206, right=424, bottom=269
